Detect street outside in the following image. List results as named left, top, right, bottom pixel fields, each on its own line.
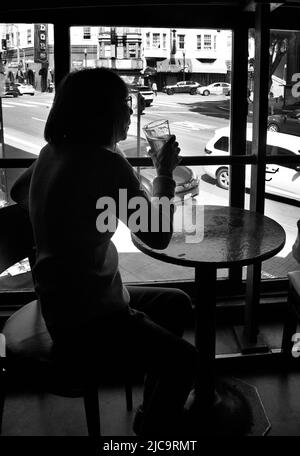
left=1, top=90, right=299, bottom=280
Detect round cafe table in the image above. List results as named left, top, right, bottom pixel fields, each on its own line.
left=131, top=205, right=286, bottom=422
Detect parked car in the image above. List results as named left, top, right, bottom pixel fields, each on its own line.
left=119, top=135, right=200, bottom=202
left=14, top=83, right=35, bottom=95
left=127, top=84, right=154, bottom=106
left=2, top=82, right=19, bottom=97
left=202, top=126, right=300, bottom=201
left=162, top=81, right=200, bottom=95
left=197, top=82, right=231, bottom=96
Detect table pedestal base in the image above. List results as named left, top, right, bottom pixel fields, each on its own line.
left=184, top=377, right=270, bottom=436
left=234, top=325, right=270, bottom=354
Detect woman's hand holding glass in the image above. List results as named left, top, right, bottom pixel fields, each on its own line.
left=149, top=135, right=182, bottom=178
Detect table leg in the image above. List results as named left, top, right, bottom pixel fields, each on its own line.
left=234, top=262, right=269, bottom=353
left=194, top=266, right=216, bottom=407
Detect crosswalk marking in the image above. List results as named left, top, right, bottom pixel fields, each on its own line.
left=24, top=100, right=52, bottom=107
left=2, top=104, right=14, bottom=108
left=32, top=117, right=46, bottom=122
left=3, top=101, right=37, bottom=108
left=172, top=121, right=212, bottom=131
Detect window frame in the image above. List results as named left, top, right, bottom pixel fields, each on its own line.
left=0, top=5, right=299, bottom=299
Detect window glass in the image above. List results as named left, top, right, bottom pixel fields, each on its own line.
left=152, top=33, right=160, bottom=48
left=197, top=35, right=201, bottom=50
left=83, top=26, right=91, bottom=40
left=214, top=136, right=229, bottom=152
left=204, top=34, right=212, bottom=50
left=178, top=34, right=185, bottom=49
left=246, top=28, right=300, bottom=280
left=0, top=23, right=54, bottom=209
left=69, top=25, right=232, bottom=282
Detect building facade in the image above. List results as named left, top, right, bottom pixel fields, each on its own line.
left=0, top=24, right=232, bottom=91
left=141, top=28, right=231, bottom=89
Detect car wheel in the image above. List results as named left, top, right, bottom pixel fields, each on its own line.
left=167, top=89, right=174, bottom=95
left=216, top=168, right=229, bottom=190
left=190, top=88, right=197, bottom=95
left=30, top=93, right=34, bottom=96
left=203, top=90, right=210, bottom=96
left=267, top=123, right=280, bottom=132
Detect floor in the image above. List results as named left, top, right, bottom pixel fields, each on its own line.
left=2, top=322, right=300, bottom=438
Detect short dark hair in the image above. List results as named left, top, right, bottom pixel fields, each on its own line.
left=44, top=67, right=128, bottom=146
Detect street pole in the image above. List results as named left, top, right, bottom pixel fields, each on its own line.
left=84, top=48, right=87, bottom=67
left=110, top=27, right=117, bottom=69
left=182, top=50, right=186, bottom=81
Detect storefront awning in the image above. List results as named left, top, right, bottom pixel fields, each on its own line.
left=190, top=58, right=227, bottom=74
left=157, top=58, right=227, bottom=74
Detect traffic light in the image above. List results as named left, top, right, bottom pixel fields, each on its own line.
left=1, top=39, right=7, bottom=51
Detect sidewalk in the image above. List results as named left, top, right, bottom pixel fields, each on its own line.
left=118, top=249, right=300, bottom=284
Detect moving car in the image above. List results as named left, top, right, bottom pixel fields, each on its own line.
left=197, top=82, right=231, bottom=96
left=267, top=111, right=300, bottom=136
left=120, top=135, right=200, bottom=202
left=162, top=81, right=200, bottom=95
left=202, top=126, right=300, bottom=201
left=2, top=82, right=19, bottom=97
left=14, top=83, right=35, bottom=95
left=127, top=84, right=154, bottom=106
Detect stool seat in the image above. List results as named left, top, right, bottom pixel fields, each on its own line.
left=0, top=203, right=132, bottom=436
left=3, top=300, right=52, bottom=362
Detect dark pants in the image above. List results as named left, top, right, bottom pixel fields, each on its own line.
left=54, top=286, right=198, bottom=436
left=125, top=286, right=198, bottom=435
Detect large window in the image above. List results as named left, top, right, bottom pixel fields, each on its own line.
left=197, top=34, right=201, bottom=49
left=245, top=28, right=300, bottom=280
left=152, top=33, right=160, bottom=48
left=178, top=34, right=185, bottom=49
left=83, top=26, right=91, bottom=39
left=0, top=22, right=54, bottom=278
left=69, top=26, right=231, bottom=283
left=204, top=34, right=212, bottom=49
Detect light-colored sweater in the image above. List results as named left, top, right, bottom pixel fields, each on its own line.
left=16, top=143, right=175, bottom=339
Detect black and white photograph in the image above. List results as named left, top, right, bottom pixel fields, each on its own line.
left=0, top=0, right=300, bottom=452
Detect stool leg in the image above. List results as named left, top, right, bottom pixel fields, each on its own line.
left=282, top=287, right=299, bottom=358
left=125, top=381, right=133, bottom=411
left=83, top=387, right=101, bottom=437
left=282, top=307, right=298, bottom=357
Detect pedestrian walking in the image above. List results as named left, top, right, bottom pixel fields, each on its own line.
left=152, top=81, right=157, bottom=96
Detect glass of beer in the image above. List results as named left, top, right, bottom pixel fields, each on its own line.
left=143, top=119, right=171, bottom=154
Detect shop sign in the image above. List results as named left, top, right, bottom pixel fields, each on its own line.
left=34, top=24, right=48, bottom=63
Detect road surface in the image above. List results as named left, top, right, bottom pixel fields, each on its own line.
left=1, top=91, right=298, bottom=277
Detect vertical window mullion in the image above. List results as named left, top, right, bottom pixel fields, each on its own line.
left=249, top=5, right=270, bottom=215
left=228, top=20, right=249, bottom=289
left=245, top=3, right=271, bottom=344
left=53, top=22, right=70, bottom=87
